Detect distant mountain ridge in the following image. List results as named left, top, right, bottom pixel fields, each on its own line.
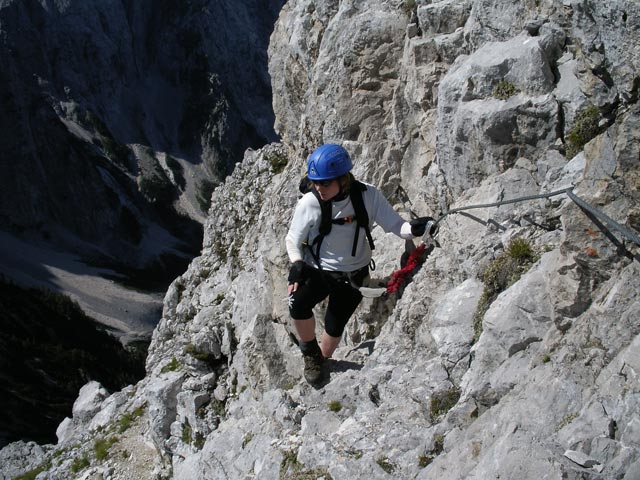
left=0, top=0, right=284, bottom=274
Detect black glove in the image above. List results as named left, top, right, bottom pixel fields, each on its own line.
left=288, top=260, right=306, bottom=285
left=410, top=216, right=438, bottom=237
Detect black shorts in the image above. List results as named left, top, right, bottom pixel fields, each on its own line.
left=288, top=264, right=369, bottom=337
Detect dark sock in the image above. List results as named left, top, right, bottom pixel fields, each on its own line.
left=299, top=338, right=322, bottom=357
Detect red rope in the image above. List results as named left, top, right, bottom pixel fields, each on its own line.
left=386, top=244, right=427, bottom=294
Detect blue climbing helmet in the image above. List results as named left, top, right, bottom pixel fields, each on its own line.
left=307, top=144, right=353, bottom=181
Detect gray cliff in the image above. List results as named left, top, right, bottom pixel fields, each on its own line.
left=2, top=0, right=639, bottom=479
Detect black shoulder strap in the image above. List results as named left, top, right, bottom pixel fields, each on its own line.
left=308, top=189, right=332, bottom=268
left=307, top=182, right=375, bottom=267
left=349, top=181, right=375, bottom=256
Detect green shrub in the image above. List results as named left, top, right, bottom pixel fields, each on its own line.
left=506, top=237, right=537, bottom=262
left=13, top=465, right=46, bottom=480
left=118, top=405, right=146, bottom=433
left=402, top=0, right=417, bottom=14
left=210, top=398, right=227, bottom=416
left=161, top=357, right=180, bottom=373
left=70, top=455, right=90, bottom=473
left=473, top=238, right=538, bottom=341
left=430, top=387, right=461, bottom=418
left=94, top=436, right=117, bottom=461
left=376, top=457, right=395, bottom=474
left=328, top=400, right=342, bottom=412
left=279, top=449, right=333, bottom=480
left=265, top=150, right=288, bottom=174
left=193, top=432, right=206, bottom=450
left=433, top=435, right=445, bottom=454
left=492, top=79, right=518, bottom=100
left=84, top=110, right=132, bottom=169
left=184, top=344, right=213, bottom=362
left=242, top=432, right=254, bottom=449
left=566, top=105, right=601, bottom=159
left=555, top=412, right=579, bottom=432
left=181, top=422, right=193, bottom=444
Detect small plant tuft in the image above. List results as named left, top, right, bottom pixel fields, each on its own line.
left=433, top=435, right=445, bottom=454
left=193, top=432, right=206, bottom=450
left=161, top=357, right=180, bottom=373
left=328, top=400, right=343, bottom=412
left=506, top=237, right=536, bottom=262
left=242, top=432, right=254, bottom=449
left=265, top=150, right=288, bottom=174
left=566, top=105, right=601, bottom=159
left=376, top=457, right=395, bottom=474
left=184, top=343, right=214, bottom=362
left=70, top=455, right=90, bottom=474
left=471, top=441, right=482, bottom=459
left=430, top=387, right=461, bottom=419
left=346, top=449, right=363, bottom=459
left=118, top=404, right=146, bottom=433
left=210, top=398, right=227, bottom=417
left=94, top=436, right=118, bottom=461
left=473, top=238, right=539, bottom=341
left=13, top=465, right=46, bottom=480
left=279, top=448, right=333, bottom=480
left=419, top=435, right=445, bottom=468
left=402, top=0, right=417, bottom=15
left=556, top=412, right=579, bottom=432
left=493, top=79, right=518, bottom=100
left=181, top=422, right=193, bottom=445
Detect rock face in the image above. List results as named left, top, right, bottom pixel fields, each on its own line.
left=0, top=0, right=283, bottom=273
left=2, top=0, right=640, bottom=479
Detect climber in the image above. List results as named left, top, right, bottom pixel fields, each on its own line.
left=286, top=143, right=435, bottom=385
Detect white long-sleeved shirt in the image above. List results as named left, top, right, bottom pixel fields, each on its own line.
left=285, top=182, right=414, bottom=272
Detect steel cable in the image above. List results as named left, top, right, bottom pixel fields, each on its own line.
left=435, top=187, right=574, bottom=225
left=435, top=186, right=640, bottom=247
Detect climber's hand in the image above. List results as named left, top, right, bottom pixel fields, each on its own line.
left=410, top=217, right=438, bottom=237
left=287, top=261, right=305, bottom=293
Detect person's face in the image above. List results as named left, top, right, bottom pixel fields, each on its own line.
left=313, top=178, right=340, bottom=201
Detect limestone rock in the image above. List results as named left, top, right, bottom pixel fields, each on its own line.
left=71, top=381, right=109, bottom=424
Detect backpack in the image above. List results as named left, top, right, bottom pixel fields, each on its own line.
left=298, top=176, right=375, bottom=268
